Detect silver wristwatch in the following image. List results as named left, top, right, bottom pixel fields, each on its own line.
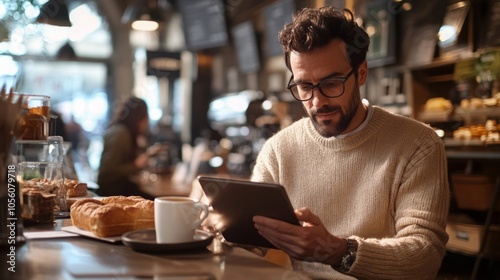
left=339, top=238, right=357, bottom=272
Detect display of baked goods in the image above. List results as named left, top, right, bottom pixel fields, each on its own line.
left=452, top=119, right=500, bottom=144
left=455, top=94, right=500, bottom=120
left=459, top=98, right=485, bottom=109
left=70, top=196, right=154, bottom=237
left=459, top=93, right=500, bottom=109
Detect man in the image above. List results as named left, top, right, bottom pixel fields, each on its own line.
left=251, top=7, right=449, bottom=279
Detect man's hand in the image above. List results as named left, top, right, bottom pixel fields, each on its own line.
left=253, top=207, right=346, bottom=266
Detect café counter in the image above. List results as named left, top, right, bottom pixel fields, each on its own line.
left=1, top=219, right=310, bottom=280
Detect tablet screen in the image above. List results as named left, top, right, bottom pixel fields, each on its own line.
left=197, top=176, right=299, bottom=248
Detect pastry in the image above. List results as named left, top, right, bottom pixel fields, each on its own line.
left=64, top=179, right=88, bottom=198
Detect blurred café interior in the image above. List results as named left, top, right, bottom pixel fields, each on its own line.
left=2, top=0, right=500, bottom=278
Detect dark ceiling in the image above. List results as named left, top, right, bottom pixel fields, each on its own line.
left=80, top=0, right=282, bottom=29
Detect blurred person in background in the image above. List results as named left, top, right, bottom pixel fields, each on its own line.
left=96, top=96, right=155, bottom=200
left=65, top=115, right=87, bottom=152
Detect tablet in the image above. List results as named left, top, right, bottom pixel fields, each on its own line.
left=197, top=176, right=299, bottom=248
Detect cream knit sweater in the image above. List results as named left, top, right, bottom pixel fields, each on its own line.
left=251, top=107, right=450, bottom=280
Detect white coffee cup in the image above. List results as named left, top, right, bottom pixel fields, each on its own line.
left=154, top=196, right=209, bottom=244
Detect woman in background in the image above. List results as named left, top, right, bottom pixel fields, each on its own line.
left=96, top=97, right=154, bottom=200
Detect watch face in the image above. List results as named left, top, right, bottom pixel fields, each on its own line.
left=345, top=252, right=356, bottom=266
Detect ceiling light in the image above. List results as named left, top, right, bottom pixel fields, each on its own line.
left=122, top=0, right=164, bottom=31
left=132, top=20, right=159, bottom=32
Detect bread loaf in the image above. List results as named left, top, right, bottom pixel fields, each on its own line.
left=70, top=196, right=154, bottom=237
left=424, top=97, right=452, bottom=111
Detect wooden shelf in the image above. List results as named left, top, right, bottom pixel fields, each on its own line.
left=455, top=107, right=500, bottom=119
left=418, top=106, right=500, bottom=123
left=422, top=74, right=455, bottom=83
left=410, top=58, right=456, bottom=71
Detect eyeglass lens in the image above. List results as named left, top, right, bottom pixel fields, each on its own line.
left=288, top=68, right=355, bottom=101
left=292, top=79, right=345, bottom=100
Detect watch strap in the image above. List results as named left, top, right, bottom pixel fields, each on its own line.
left=339, top=238, right=357, bottom=272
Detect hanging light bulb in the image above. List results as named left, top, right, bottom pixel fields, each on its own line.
left=122, top=0, right=165, bottom=31
left=132, top=19, right=159, bottom=32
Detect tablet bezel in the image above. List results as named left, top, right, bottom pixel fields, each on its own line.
left=197, top=175, right=299, bottom=248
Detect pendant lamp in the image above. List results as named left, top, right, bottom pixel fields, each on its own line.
left=36, top=0, right=72, bottom=27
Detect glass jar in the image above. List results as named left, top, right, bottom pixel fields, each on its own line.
left=18, top=162, right=66, bottom=225
left=16, top=94, right=51, bottom=141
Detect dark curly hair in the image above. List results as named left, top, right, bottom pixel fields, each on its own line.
left=279, top=7, right=369, bottom=72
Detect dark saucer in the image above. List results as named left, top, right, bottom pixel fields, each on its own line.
left=122, top=229, right=214, bottom=253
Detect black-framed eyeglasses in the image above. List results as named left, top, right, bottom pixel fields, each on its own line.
left=287, top=68, right=357, bottom=101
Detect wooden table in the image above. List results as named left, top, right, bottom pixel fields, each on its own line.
left=1, top=219, right=309, bottom=280
left=137, top=171, right=250, bottom=200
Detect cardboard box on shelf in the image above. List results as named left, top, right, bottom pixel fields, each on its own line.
left=446, top=214, right=500, bottom=255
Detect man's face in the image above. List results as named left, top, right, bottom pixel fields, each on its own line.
left=289, top=39, right=367, bottom=137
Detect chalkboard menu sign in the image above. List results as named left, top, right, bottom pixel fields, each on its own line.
left=177, top=0, right=229, bottom=51
left=264, top=0, right=295, bottom=57
left=146, top=50, right=181, bottom=79
left=232, top=21, right=260, bottom=73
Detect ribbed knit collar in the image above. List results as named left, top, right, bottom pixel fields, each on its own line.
left=303, top=106, right=390, bottom=151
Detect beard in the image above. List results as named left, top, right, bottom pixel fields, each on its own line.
left=307, top=84, right=361, bottom=138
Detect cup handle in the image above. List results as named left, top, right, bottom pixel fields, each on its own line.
left=192, top=202, right=209, bottom=229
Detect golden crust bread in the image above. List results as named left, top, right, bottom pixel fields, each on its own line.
left=70, top=196, right=154, bottom=237
left=424, top=97, right=452, bottom=111
left=100, top=195, right=147, bottom=206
